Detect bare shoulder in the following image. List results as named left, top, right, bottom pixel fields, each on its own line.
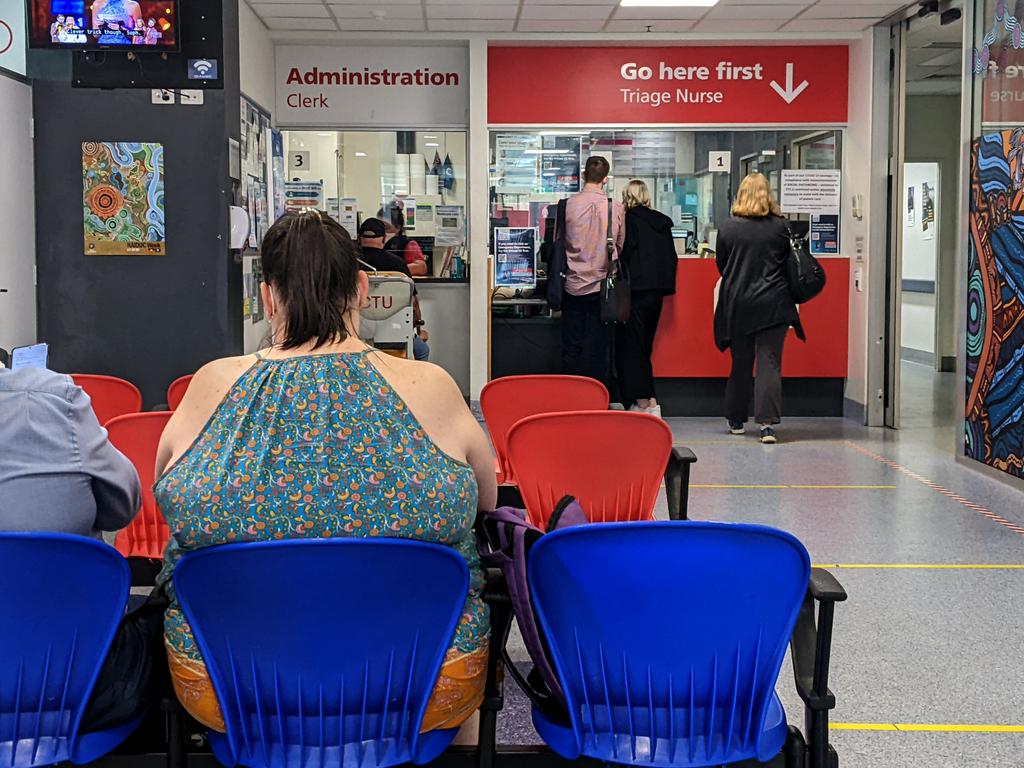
left=185, top=354, right=257, bottom=404
left=369, top=354, right=462, bottom=402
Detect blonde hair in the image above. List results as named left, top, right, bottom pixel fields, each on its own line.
left=622, top=179, right=652, bottom=210
left=731, top=173, right=781, bottom=218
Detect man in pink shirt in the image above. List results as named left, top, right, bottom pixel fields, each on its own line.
left=561, top=156, right=625, bottom=384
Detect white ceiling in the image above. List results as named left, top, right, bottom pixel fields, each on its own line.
left=246, top=0, right=915, bottom=35
left=905, top=7, right=964, bottom=96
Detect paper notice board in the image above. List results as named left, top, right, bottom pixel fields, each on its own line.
left=494, top=227, right=538, bottom=288
left=781, top=170, right=841, bottom=256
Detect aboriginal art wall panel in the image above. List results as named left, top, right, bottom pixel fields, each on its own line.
left=967, top=130, right=1024, bottom=477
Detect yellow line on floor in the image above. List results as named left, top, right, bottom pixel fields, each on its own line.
left=815, top=563, right=1024, bottom=570
left=833, top=723, right=1024, bottom=733
left=691, top=484, right=896, bottom=490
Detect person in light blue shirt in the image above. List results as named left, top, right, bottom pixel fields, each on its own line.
left=0, top=361, right=161, bottom=734
left=0, top=364, right=141, bottom=535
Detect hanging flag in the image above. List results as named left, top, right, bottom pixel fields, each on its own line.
left=431, top=151, right=442, bottom=175
left=442, top=154, right=455, bottom=191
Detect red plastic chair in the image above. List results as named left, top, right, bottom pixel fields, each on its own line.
left=480, top=375, right=610, bottom=486
left=506, top=411, right=674, bottom=529
left=70, top=374, right=142, bottom=427
left=167, top=374, right=194, bottom=410
left=105, top=412, right=173, bottom=562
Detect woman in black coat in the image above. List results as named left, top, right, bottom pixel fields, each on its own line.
left=616, top=180, right=679, bottom=416
left=713, top=173, right=801, bottom=444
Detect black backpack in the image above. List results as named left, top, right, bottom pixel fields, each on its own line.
left=784, top=224, right=826, bottom=304
left=543, top=200, right=568, bottom=312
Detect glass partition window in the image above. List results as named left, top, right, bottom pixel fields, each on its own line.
left=282, top=130, right=468, bottom=277
left=489, top=128, right=843, bottom=257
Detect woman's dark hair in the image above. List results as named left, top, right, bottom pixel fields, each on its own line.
left=260, top=210, right=360, bottom=350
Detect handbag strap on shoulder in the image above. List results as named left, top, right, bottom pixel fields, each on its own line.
left=607, top=198, right=615, bottom=258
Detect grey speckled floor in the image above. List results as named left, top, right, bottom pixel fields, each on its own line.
left=493, top=363, right=1024, bottom=765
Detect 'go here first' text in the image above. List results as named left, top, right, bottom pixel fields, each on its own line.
left=619, top=60, right=764, bottom=106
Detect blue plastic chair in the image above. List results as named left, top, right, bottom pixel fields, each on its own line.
left=528, top=522, right=811, bottom=768
left=173, top=539, right=471, bottom=768
left=0, top=532, right=139, bottom=767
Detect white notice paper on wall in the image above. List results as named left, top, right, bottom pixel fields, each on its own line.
left=780, top=170, right=841, bottom=215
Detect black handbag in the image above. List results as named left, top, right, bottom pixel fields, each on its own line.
left=784, top=223, right=826, bottom=304
left=600, top=199, right=631, bottom=324
left=544, top=199, right=568, bottom=311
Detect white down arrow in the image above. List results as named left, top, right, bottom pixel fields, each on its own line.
left=770, top=63, right=810, bottom=104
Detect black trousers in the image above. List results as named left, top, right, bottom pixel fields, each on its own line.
left=725, top=324, right=788, bottom=425
left=561, top=292, right=609, bottom=386
left=615, top=290, right=664, bottom=407
left=80, top=588, right=169, bottom=733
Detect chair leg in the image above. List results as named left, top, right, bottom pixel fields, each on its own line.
left=477, top=601, right=511, bottom=768
left=164, top=699, right=186, bottom=768
left=806, top=709, right=834, bottom=768
left=783, top=725, right=807, bottom=768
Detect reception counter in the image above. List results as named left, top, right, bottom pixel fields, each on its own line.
left=491, top=258, right=850, bottom=416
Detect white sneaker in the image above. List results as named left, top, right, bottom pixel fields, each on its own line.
left=609, top=402, right=626, bottom=411
left=646, top=404, right=663, bottom=418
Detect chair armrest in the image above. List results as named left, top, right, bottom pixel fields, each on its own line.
left=809, top=567, right=848, bottom=603
left=790, top=568, right=846, bottom=711
left=665, top=446, right=698, bottom=521
left=671, top=446, right=698, bottom=465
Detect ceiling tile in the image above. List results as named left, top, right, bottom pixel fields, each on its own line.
left=800, top=4, right=903, bottom=19
left=333, top=18, right=427, bottom=30
left=691, top=18, right=784, bottom=33
left=255, top=3, right=331, bottom=17
left=716, top=0, right=813, bottom=4
left=429, top=3, right=520, bottom=18
left=605, top=19, right=696, bottom=32
left=520, top=5, right=612, bottom=20
left=704, top=4, right=806, bottom=20
left=517, top=18, right=607, bottom=32
left=262, top=16, right=341, bottom=29
left=782, top=18, right=874, bottom=32
left=329, top=4, right=424, bottom=19
left=430, top=18, right=516, bottom=30
left=610, top=6, right=708, bottom=20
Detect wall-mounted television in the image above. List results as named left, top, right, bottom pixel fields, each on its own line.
left=28, top=0, right=179, bottom=51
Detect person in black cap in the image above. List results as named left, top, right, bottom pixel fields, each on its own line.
left=357, top=218, right=411, bottom=276
left=357, top=218, right=430, bottom=361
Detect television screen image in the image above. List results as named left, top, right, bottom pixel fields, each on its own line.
left=28, top=0, right=178, bottom=50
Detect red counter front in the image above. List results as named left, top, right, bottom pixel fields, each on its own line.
left=652, top=259, right=849, bottom=379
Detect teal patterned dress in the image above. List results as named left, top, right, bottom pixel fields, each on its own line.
left=154, top=351, right=487, bottom=728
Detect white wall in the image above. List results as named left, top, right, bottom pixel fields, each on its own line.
left=902, top=293, right=935, bottom=355
left=239, top=3, right=275, bottom=354
left=239, top=2, right=275, bottom=112
left=0, top=74, right=36, bottom=351
left=905, top=95, right=961, bottom=368
left=900, top=161, right=939, bottom=357
left=842, top=30, right=878, bottom=417
left=0, top=0, right=26, bottom=76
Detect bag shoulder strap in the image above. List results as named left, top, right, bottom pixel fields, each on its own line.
left=607, top=198, right=616, bottom=259
left=555, top=198, right=567, bottom=243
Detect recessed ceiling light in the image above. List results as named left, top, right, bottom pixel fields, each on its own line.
left=425, top=142, right=440, bottom=147
left=354, top=152, right=367, bottom=157
left=620, top=0, right=719, bottom=6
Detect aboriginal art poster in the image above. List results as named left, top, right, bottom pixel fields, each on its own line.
left=83, top=141, right=165, bottom=256
left=966, top=131, right=1024, bottom=477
